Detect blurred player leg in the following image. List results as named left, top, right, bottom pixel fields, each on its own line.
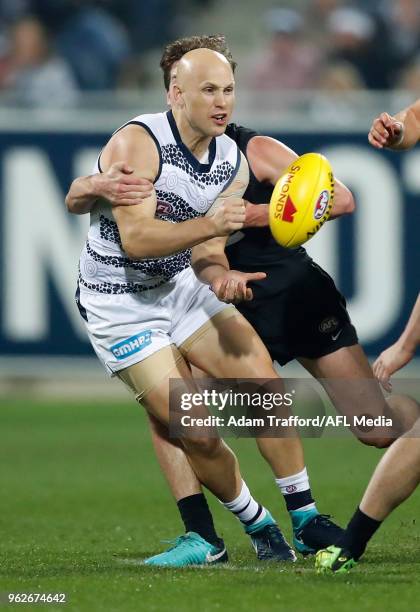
left=300, top=344, right=420, bottom=448
left=359, top=423, right=420, bottom=521
left=316, top=420, right=420, bottom=574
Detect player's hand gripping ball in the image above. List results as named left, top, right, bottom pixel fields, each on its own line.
left=269, top=153, right=334, bottom=248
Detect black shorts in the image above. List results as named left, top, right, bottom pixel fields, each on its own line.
left=234, top=256, right=358, bottom=366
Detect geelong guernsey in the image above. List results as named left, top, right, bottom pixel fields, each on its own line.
left=79, top=110, right=241, bottom=294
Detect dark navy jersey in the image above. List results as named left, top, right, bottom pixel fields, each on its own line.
left=225, top=123, right=309, bottom=268
left=222, top=125, right=358, bottom=364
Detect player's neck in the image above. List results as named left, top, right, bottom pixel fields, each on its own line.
left=172, top=109, right=212, bottom=161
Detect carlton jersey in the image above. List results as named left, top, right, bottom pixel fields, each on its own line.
left=223, top=123, right=358, bottom=364
left=225, top=123, right=309, bottom=268
left=78, top=110, right=241, bottom=295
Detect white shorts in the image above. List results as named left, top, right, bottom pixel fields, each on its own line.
left=77, top=267, right=231, bottom=375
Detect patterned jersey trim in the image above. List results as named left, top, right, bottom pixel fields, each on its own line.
left=161, top=143, right=234, bottom=186
left=85, top=241, right=192, bottom=281
left=99, top=214, right=122, bottom=246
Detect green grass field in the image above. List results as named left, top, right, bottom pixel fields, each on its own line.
left=1, top=397, right=419, bottom=612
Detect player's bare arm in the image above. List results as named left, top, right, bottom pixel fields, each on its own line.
left=192, top=231, right=266, bottom=303
left=192, top=153, right=265, bottom=303
left=245, top=136, right=354, bottom=226
left=101, top=125, right=245, bottom=259
left=368, top=99, right=420, bottom=151
left=65, top=162, right=153, bottom=215
left=373, top=293, right=420, bottom=390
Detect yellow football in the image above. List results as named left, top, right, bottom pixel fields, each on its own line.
left=269, top=153, right=334, bottom=248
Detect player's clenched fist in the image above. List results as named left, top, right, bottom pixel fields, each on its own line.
left=211, top=270, right=266, bottom=304
left=368, top=112, right=404, bottom=149
left=91, top=161, right=153, bottom=206
left=210, top=197, right=246, bottom=235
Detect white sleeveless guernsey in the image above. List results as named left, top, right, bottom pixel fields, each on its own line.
left=78, top=110, right=240, bottom=295
left=76, top=110, right=242, bottom=375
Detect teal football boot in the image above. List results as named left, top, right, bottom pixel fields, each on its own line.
left=144, top=532, right=228, bottom=568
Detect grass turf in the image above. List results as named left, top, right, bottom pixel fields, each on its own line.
left=0, top=398, right=419, bottom=612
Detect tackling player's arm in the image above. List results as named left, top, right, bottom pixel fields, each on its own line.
left=100, top=125, right=245, bottom=259
left=65, top=162, right=153, bottom=215
left=368, top=99, right=420, bottom=151
left=244, top=135, right=355, bottom=227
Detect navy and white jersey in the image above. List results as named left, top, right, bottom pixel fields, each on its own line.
left=79, top=110, right=241, bottom=294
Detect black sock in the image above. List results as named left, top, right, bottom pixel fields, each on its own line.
left=336, top=507, right=382, bottom=560
left=284, top=489, right=315, bottom=512
left=177, top=493, right=220, bottom=546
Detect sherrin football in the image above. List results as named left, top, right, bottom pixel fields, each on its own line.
left=269, top=153, right=334, bottom=248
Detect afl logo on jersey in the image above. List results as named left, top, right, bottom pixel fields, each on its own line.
left=156, top=201, right=173, bottom=216
left=318, top=316, right=339, bottom=334
left=314, top=190, right=330, bottom=220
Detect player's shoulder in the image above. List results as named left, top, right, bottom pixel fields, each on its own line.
left=122, top=111, right=167, bottom=129
left=100, top=113, right=162, bottom=176
left=111, top=111, right=167, bottom=141
left=108, top=111, right=168, bottom=153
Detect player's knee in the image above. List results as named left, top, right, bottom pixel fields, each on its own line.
left=246, top=360, right=278, bottom=379
left=253, top=366, right=278, bottom=379
left=183, top=436, right=222, bottom=457
left=357, top=435, right=393, bottom=449
left=386, top=394, right=420, bottom=434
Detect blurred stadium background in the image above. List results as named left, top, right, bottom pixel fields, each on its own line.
left=0, top=0, right=419, bottom=398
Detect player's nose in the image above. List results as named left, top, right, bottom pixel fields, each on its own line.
left=214, top=90, right=227, bottom=107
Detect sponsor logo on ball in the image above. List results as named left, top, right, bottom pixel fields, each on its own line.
left=314, top=190, right=330, bottom=220
left=273, top=164, right=300, bottom=221
left=281, top=196, right=297, bottom=223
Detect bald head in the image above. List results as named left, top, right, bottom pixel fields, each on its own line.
left=176, top=48, right=234, bottom=91
left=171, top=47, right=236, bottom=139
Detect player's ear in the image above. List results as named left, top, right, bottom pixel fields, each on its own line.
left=172, top=84, right=185, bottom=109
left=167, top=82, right=177, bottom=107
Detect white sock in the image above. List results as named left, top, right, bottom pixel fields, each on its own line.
left=222, top=480, right=267, bottom=528
left=275, top=467, right=316, bottom=513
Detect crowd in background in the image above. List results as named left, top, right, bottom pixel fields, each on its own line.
left=0, top=0, right=208, bottom=105
left=250, top=0, right=420, bottom=93
left=0, top=0, right=418, bottom=107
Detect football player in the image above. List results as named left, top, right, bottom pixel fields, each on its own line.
left=316, top=293, right=420, bottom=573
left=68, top=46, right=348, bottom=568
left=316, top=96, right=420, bottom=573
